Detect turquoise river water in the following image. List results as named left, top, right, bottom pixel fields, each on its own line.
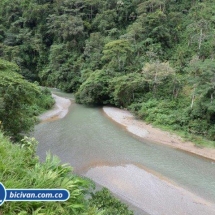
left=34, top=91, right=215, bottom=215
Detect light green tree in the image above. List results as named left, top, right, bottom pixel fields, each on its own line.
left=142, top=61, right=175, bottom=96
left=102, top=39, right=133, bottom=73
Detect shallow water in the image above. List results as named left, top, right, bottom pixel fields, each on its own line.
left=34, top=91, right=215, bottom=215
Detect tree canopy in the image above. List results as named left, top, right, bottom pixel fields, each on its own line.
left=0, top=58, right=54, bottom=140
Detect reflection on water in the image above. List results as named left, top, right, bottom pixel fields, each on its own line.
left=34, top=92, right=215, bottom=215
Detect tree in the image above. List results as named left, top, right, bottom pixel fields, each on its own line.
left=109, top=73, right=147, bottom=107
left=47, top=14, right=84, bottom=43
left=83, top=32, right=105, bottom=70
left=187, top=56, right=215, bottom=108
left=75, top=70, right=110, bottom=105
left=138, top=0, right=165, bottom=14
left=187, top=19, right=212, bottom=51
left=92, top=9, right=117, bottom=34
left=83, top=0, right=103, bottom=20
left=142, top=61, right=175, bottom=96
left=0, top=59, right=39, bottom=139
left=102, top=39, right=134, bottom=73
left=0, top=59, right=54, bottom=139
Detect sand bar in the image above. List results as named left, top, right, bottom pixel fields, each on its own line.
left=85, top=164, right=215, bottom=215
left=38, top=94, right=71, bottom=122
left=103, top=107, right=215, bottom=161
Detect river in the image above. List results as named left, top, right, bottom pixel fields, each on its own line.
left=34, top=90, right=215, bottom=215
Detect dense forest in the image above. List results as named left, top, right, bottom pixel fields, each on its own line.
left=0, top=0, right=215, bottom=144
left=0, top=58, right=54, bottom=140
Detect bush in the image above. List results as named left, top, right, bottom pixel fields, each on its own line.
left=75, top=70, right=110, bottom=105
left=0, top=59, right=54, bottom=140
left=89, top=188, right=133, bottom=215
left=0, top=133, right=94, bottom=214
left=109, top=73, right=148, bottom=107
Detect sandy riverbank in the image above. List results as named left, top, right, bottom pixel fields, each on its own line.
left=85, top=164, right=215, bottom=215
left=103, top=107, right=215, bottom=161
left=38, top=94, right=71, bottom=122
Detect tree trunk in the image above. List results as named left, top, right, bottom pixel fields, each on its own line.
left=191, top=88, right=195, bottom=108
left=198, top=28, right=203, bottom=50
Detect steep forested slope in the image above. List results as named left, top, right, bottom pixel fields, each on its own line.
left=0, top=58, right=54, bottom=140
left=0, top=0, right=215, bottom=143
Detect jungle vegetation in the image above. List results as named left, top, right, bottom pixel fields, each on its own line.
left=0, top=0, right=215, bottom=144
left=0, top=58, right=54, bottom=140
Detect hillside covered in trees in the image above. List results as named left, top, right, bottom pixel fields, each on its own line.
left=1, top=0, right=215, bottom=144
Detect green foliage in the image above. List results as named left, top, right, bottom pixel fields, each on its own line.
left=37, top=87, right=55, bottom=110
left=47, top=14, right=84, bottom=43
left=92, top=10, right=118, bottom=35
left=20, top=136, right=38, bottom=154
left=0, top=59, right=38, bottom=139
left=109, top=73, right=147, bottom=107
left=102, top=39, right=134, bottom=73
left=142, top=61, right=175, bottom=96
left=0, top=59, right=54, bottom=140
left=75, top=70, right=110, bottom=105
left=133, top=99, right=177, bottom=125
left=89, top=188, right=133, bottom=215
left=29, top=87, right=55, bottom=116
left=83, top=33, right=105, bottom=71
left=0, top=132, right=92, bottom=215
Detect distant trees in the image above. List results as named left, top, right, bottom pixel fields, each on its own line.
left=102, top=39, right=133, bottom=73
left=109, top=73, right=147, bottom=107
left=47, top=14, right=84, bottom=43
left=83, top=32, right=105, bottom=70
left=142, top=61, right=175, bottom=96
left=187, top=57, right=215, bottom=108
left=75, top=70, right=110, bottom=105
left=187, top=19, right=212, bottom=53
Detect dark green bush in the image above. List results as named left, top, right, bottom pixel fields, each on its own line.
left=89, top=188, right=133, bottom=215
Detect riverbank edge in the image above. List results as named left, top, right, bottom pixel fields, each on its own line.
left=38, top=93, right=72, bottom=122
left=103, top=106, right=215, bottom=161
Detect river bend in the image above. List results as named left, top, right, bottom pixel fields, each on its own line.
left=34, top=91, right=215, bottom=215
